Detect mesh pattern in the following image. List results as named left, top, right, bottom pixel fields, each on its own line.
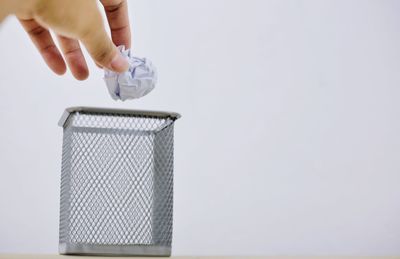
left=69, top=112, right=171, bottom=131
left=60, top=111, right=174, bottom=247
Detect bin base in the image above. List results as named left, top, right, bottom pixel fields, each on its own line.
left=59, top=242, right=171, bottom=256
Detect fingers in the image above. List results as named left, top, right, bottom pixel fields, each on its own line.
left=57, top=35, right=89, bottom=80
left=79, top=20, right=128, bottom=73
left=100, top=0, right=131, bottom=48
left=20, top=0, right=128, bottom=74
left=18, top=18, right=66, bottom=75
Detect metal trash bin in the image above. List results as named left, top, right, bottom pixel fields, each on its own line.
left=58, top=107, right=180, bottom=256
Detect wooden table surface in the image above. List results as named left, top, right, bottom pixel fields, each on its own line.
left=1, top=256, right=399, bottom=259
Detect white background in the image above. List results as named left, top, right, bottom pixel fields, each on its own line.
left=0, top=0, right=400, bottom=255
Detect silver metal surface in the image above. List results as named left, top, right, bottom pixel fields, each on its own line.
left=59, top=243, right=171, bottom=256
left=58, top=106, right=181, bottom=127
left=59, top=108, right=178, bottom=256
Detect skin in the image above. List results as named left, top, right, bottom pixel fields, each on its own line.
left=0, top=0, right=131, bottom=80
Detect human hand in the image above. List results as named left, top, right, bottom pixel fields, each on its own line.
left=16, top=0, right=131, bottom=80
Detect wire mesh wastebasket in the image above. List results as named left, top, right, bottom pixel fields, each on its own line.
left=58, top=107, right=180, bottom=256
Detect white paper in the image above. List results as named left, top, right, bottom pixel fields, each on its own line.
left=104, top=46, right=157, bottom=101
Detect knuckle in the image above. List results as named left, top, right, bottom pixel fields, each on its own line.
left=92, top=44, right=113, bottom=64
left=104, top=2, right=123, bottom=13
left=28, top=25, right=46, bottom=36
left=95, top=50, right=110, bottom=63
left=63, top=47, right=81, bottom=57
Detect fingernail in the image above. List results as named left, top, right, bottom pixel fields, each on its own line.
left=110, top=54, right=129, bottom=72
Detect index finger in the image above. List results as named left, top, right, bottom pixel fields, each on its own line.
left=100, top=0, right=131, bottom=49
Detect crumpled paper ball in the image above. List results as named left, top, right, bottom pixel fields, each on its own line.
left=103, top=46, right=157, bottom=101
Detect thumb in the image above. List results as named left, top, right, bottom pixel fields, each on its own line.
left=80, top=25, right=128, bottom=72
left=28, top=0, right=128, bottom=73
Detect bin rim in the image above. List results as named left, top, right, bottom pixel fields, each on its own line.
left=58, top=106, right=181, bottom=128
